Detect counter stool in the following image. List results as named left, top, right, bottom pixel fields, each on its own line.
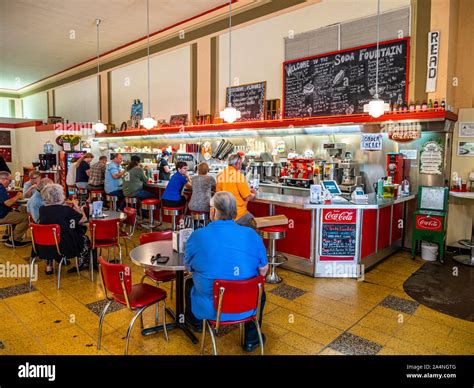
left=259, top=226, right=288, bottom=284
left=125, top=197, right=141, bottom=222
left=163, top=206, right=184, bottom=231
left=140, top=199, right=162, bottom=230
left=89, top=189, right=105, bottom=202
left=105, top=195, right=118, bottom=211
left=191, top=211, right=210, bottom=230
left=76, top=188, right=88, bottom=206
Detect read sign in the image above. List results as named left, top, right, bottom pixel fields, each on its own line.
left=361, top=134, right=383, bottom=151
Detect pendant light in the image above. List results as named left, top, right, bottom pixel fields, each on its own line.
left=220, top=0, right=241, bottom=124
left=93, top=18, right=106, bottom=133
left=363, top=0, right=389, bottom=118
left=140, top=0, right=157, bottom=130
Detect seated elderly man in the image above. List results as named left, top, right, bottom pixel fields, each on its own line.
left=23, top=170, right=41, bottom=199
left=26, top=178, right=53, bottom=223
left=0, top=171, right=30, bottom=247
left=184, top=191, right=268, bottom=352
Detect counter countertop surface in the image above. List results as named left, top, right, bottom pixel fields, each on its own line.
left=254, top=192, right=415, bottom=210
left=449, top=191, right=474, bottom=199
left=259, top=182, right=310, bottom=192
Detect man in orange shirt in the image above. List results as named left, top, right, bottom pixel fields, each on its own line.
left=216, top=154, right=256, bottom=227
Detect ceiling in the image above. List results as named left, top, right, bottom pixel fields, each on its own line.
left=0, top=0, right=228, bottom=90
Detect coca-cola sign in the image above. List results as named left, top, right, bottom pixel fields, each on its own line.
left=323, top=209, right=357, bottom=224
left=416, top=215, right=442, bottom=231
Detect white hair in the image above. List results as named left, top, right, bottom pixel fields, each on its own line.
left=41, top=183, right=65, bottom=205
left=210, top=191, right=237, bottom=220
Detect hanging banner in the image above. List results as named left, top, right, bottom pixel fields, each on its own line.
left=360, top=134, right=383, bottom=151
left=419, top=140, right=444, bottom=175
left=426, top=31, right=440, bottom=93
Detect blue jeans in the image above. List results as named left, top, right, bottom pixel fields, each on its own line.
left=107, top=190, right=125, bottom=210
left=134, top=189, right=156, bottom=200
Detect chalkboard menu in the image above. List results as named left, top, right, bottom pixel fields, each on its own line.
left=283, top=38, right=409, bottom=118
left=226, top=81, right=266, bottom=122
left=320, top=209, right=357, bottom=259
left=321, top=224, right=357, bottom=257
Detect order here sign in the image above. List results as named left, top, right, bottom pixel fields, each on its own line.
left=360, top=134, right=383, bottom=151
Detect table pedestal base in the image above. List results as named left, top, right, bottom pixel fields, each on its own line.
left=141, top=308, right=198, bottom=344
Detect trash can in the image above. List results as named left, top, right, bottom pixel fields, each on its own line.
left=421, top=241, right=438, bottom=261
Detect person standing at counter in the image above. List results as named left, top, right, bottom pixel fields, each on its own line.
left=162, top=161, right=191, bottom=208
left=23, top=170, right=41, bottom=199
left=75, top=153, right=94, bottom=190
left=0, top=155, right=11, bottom=174
left=158, top=150, right=171, bottom=180
left=216, top=154, right=257, bottom=227
left=88, top=156, right=107, bottom=190
left=123, top=155, right=155, bottom=200
left=189, top=162, right=215, bottom=213
left=184, top=191, right=268, bottom=352
left=105, top=153, right=126, bottom=210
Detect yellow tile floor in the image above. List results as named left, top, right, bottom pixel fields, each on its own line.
left=0, top=227, right=473, bottom=356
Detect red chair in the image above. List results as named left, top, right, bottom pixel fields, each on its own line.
left=139, top=231, right=177, bottom=300
left=200, top=276, right=265, bottom=355
left=120, top=207, right=137, bottom=256
left=89, top=218, right=122, bottom=282
left=30, top=223, right=80, bottom=290
left=97, top=256, right=169, bottom=355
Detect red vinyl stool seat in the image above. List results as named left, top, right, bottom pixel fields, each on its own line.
left=140, top=199, right=162, bottom=230
left=144, top=269, right=176, bottom=283
left=163, top=206, right=184, bottom=231
left=258, top=225, right=288, bottom=284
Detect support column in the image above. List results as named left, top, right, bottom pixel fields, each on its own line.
left=47, top=90, right=55, bottom=117
left=409, top=0, right=431, bottom=103
left=190, top=43, right=198, bottom=121
left=428, top=0, right=459, bottom=109
left=210, top=36, right=219, bottom=119
left=196, top=38, right=211, bottom=116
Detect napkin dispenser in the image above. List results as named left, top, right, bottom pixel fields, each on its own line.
left=172, top=228, right=193, bottom=253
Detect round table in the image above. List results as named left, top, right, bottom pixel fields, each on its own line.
left=90, top=210, right=127, bottom=222
left=449, top=191, right=474, bottom=266
left=129, top=240, right=198, bottom=344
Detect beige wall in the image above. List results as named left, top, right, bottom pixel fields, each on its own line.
left=22, top=92, right=48, bottom=121
left=110, top=46, right=191, bottom=126
left=55, top=77, right=99, bottom=123
left=217, top=0, right=410, bottom=114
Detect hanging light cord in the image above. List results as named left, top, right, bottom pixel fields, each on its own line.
left=375, top=0, right=380, bottom=99
left=96, top=18, right=101, bottom=121
left=228, top=0, right=232, bottom=107
left=146, top=0, right=151, bottom=116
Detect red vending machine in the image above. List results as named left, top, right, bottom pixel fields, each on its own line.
left=58, top=150, right=86, bottom=196
left=386, top=153, right=407, bottom=184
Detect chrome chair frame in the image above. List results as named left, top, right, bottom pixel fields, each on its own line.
left=30, top=225, right=80, bottom=290
left=97, top=267, right=168, bottom=355
left=200, top=281, right=264, bottom=356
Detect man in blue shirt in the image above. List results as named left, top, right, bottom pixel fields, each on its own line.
left=184, top=191, right=268, bottom=352
left=26, top=178, right=53, bottom=222
left=104, top=153, right=126, bottom=210
left=0, top=171, right=30, bottom=247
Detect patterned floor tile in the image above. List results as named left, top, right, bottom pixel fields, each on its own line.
left=379, top=295, right=419, bottom=314
left=85, top=299, right=126, bottom=316
left=270, top=283, right=306, bottom=301
left=328, top=332, right=383, bottom=355
left=0, top=283, right=36, bottom=300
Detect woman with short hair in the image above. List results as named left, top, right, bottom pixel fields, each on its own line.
left=188, top=162, right=216, bottom=213
left=39, top=184, right=91, bottom=274
left=123, top=155, right=155, bottom=200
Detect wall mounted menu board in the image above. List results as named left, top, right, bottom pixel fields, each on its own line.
left=320, top=209, right=357, bottom=260
left=225, top=81, right=266, bottom=122
left=283, top=38, right=409, bottom=118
